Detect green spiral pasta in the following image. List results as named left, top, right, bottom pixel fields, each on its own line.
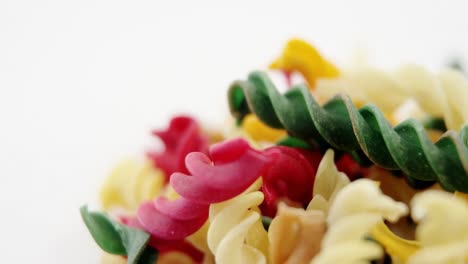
left=228, top=71, right=468, bottom=192
left=313, top=65, right=468, bottom=131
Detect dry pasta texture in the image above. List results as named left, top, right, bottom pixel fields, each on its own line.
left=228, top=71, right=468, bottom=192
left=269, top=39, right=468, bottom=130
left=315, top=65, right=468, bottom=130
left=307, top=149, right=350, bottom=214
left=311, top=179, right=408, bottom=264
left=408, top=191, right=468, bottom=264
left=100, top=159, right=165, bottom=212
left=207, top=180, right=269, bottom=264
left=268, top=203, right=326, bottom=264
left=267, top=149, right=341, bottom=264
left=270, top=38, right=340, bottom=88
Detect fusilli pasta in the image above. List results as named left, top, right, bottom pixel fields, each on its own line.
left=267, top=149, right=346, bottom=264
left=307, top=149, right=350, bottom=214
left=228, top=71, right=468, bottom=192
left=82, top=38, right=468, bottom=264
left=241, top=114, right=287, bottom=143
left=408, top=191, right=468, bottom=264
left=315, top=65, right=468, bottom=130
left=270, top=38, right=340, bottom=88
left=261, top=146, right=320, bottom=217
left=100, top=159, right=165, bottom=212
left=311, top=179, right=408, bottom=264
left=136, top=138, right=268, bottom=246
left=268, top=203, right=326, bottom=264
left=207, top=180, right=269, bottom=264
left=147, top=115, right=209, bottom=179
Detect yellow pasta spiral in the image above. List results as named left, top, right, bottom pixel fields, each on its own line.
left=270, top=38, right=340, bottom=89
left=100, top=159, right=166, bottom=212
left=241, top=114, right=287, bottom=143
left=207, top=180, right=269, bottom=264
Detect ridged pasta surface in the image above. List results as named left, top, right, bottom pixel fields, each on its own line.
left=100, top=159, right=165, bottom=212
left=307, top=149, right=350, bottom=214
left=315, top=65, right=468, bottom=130
left=311, top=179, right=408, bottom=264
left=228, top=71, right=468, bottom=192
left=408, top=191, right=468, bottom=264
left=147, top=116, right=209, bottom=179
left=136, top=138, right=268, bottom=247
left=208, top=180, right=269, bottom=264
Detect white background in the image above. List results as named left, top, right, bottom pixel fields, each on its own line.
left=1, top=0, right=468, bottom=263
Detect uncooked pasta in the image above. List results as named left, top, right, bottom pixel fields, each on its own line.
left=80, top=38, right=468, bottom=264
left=208, top=180, right=269, bottom=264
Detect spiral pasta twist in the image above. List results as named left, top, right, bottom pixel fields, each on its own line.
left=311, top=179, right=408, bottom=264
left=147, top=115, right=209, bottom=179
left=260, top=146, right=321, bottom=217
left=408, top=190, right=468, bottom=264
left=228, top=71, right=468, bottom=192
left=265, top=149, right=341, bottom=264
left=315, top=65, right=468, bottom=131
left=269, top=38, right=340, bottom=88
left=136, top=138, right=269, bottom=248
left=270, top=39, right=468, bottom=131
left=100, top=159, right=166, bottom=212
left=307, top=149, right=350, bottom=214
left=207, top=180, right=269, bottom=264
left=241, top=114, right=287, bottom=143
left=186, top=222, right=215, bottom=264
left=268, top=203, right=326, bottom=264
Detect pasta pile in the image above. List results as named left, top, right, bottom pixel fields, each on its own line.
left=81, top=39, right=468, bottom=264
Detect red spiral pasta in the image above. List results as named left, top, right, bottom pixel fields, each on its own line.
left=147, top=115, right=209, bottom=180
left=261, top=146, right=322, bottom=217
left=136, top=138, right=269, bottom=249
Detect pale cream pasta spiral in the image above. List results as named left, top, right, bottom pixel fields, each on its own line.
left=307, top=149, right=350, bottom=214
left=408, top=190, right=468, bottom=264
left=311, top=179, right=408, bottom=264
left=186, top=221, right=215, bottom=264
left=207, top=180, right=269, bottom=264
